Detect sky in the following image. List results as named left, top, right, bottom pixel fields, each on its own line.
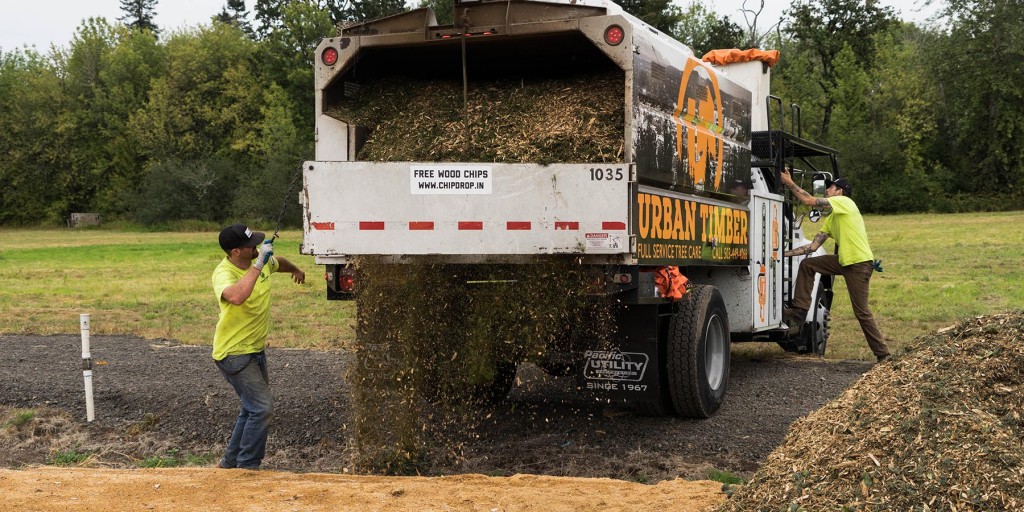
left=0, top=0, right=943, bottom=53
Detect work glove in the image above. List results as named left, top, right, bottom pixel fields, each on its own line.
left=253, top=241, right=274, bottom=270
left=873, top=259, right=884, bottom=272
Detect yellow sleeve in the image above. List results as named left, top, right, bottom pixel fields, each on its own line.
left=212, top=266, right=236, bottom=302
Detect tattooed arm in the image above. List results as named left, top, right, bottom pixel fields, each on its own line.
left=780, top=168, right=831, bottom=207
left=784, top=232, right=829, bottom=257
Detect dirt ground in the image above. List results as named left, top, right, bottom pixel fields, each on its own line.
left=0, top=334, right=873, bottom=510
left=0, top=467, right=725, bottom=511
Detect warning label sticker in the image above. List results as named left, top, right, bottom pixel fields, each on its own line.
left=585, top=232, right=623, bottom=250
left=410, top=165, right=493, bottom=195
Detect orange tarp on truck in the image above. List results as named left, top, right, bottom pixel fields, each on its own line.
left=702, top=49, right=780, bottom=67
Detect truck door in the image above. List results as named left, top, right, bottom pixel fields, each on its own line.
left=750, top=192, right=783, bottom=329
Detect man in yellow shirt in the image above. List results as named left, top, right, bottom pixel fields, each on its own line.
left=212, top=224, right=305, bottom=469
left=780, top=170, right=890, bottom=362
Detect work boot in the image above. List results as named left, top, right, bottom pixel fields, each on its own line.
left=876, top=354, right=890, bottom=363
left=783, top=308, right=806, bottom=335
left=783, top=307, right=807, bottom=321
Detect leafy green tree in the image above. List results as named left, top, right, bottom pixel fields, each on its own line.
left=342, top=0, right=407, bottom=22
left=256, top=1, right=335, bottom=138
left=929, top=0, right=1024, bottom=201
left=126, top=23, right=269, bottom=222
left=135, top=158, right=238, bottom=224
left=619, top=0, right=684, bottom=35
left=53, top=19, right=118, bottom=219
left=419, top=0, right=453, bottom=25
left=0, top=48, right=65, bottom=224
left=784, top=0, right=895, bottom=140
left=119, top=0, right=159, bottom=34
left=231, top=83, right=308, bottom=224
left=253, top=0, right=286, bottom=37
left=215, top=0, right=253, bottom=34
left=93, top=26, right=166, bottom=217
left=128, top=23, right=264, bottom=162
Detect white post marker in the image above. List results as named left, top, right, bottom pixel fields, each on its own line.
left=80, top=314, right=95, bottom=422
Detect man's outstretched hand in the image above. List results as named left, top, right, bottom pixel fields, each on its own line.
left=254, top=241, right=274, bottom=270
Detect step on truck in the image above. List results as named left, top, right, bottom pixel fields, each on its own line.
left=301, top=0, right=841, bottom=417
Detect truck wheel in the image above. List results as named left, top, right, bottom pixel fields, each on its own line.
left=808, top=301, right=831, bottom=356
left=665, top=285, right=730, bottom=418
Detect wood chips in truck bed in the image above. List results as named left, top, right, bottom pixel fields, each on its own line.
left=326, top=74, right=624, bottom=164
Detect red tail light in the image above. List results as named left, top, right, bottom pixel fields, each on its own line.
left=604, top=25, right=624, bottom=46
left=339, top=273, right=356, bottom=293
left=321, top=47, right=338, bottom=66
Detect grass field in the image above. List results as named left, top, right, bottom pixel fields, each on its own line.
left=1, top=211, right=1021, bottom=361
left=0, top=229, right=355, bottom=351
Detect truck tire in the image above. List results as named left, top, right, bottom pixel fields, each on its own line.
left=808, top=303, right=831, bottom=356
left=665, top=285, right=730, bottom=418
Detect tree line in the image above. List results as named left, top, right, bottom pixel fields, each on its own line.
left=0, top=0, right=1020, bottom=227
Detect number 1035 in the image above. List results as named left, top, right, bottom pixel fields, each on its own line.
left=590, top=167, right=624, bottom=181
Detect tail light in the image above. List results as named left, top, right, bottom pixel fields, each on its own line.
left=326, top=265, right=357, bottom=300
left=321, top=47, right=339, bottom=66
left=339, top=272, right=356, bottom=293
left=604, top=25, right=624, bottom=46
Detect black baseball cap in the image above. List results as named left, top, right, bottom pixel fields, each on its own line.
left=825, top=177, right=852, bottom=197
left=219, top=224, right=266, bottom=252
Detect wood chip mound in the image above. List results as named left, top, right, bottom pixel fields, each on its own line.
left=327, top=74, right=624, bottom=164
left=720, top=312, right=1024, bottom=510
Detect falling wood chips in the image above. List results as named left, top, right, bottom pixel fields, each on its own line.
left=326, top=74, right=624, bottom=164
left=329, top=74, right=623, bottom=471
left=720, top=312, right=1024, bottom=511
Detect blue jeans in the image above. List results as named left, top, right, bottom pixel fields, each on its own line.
left=216, top=351, right=273, bottom=469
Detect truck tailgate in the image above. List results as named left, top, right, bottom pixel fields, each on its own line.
left=302, top=162, right=632, bottom=263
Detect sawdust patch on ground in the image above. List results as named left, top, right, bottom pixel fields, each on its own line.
left=0, top=467, right=725, bottom=511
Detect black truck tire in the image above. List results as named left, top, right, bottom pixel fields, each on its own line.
left=665, top=285, right=731, bottom=418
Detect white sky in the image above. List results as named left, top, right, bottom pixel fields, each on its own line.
left=1, top=0, right=943, bottom=53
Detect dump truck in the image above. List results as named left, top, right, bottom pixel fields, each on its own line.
left=301, top=0, right=841, bottom=418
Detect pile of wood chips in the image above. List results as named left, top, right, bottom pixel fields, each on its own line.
left=327, top=74, right=624, bottom=164
left=721, top=312, right=1024, bottom=511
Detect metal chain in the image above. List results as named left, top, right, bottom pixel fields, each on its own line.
left=269, top=162, right=305, bottom=243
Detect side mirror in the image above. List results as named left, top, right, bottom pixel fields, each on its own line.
left=808, top=209, right=822, bottom=223
left=811, top=179, right=827, bottom=196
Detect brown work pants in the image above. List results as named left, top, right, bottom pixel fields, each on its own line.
left=792, top=255, right=889, bottom=358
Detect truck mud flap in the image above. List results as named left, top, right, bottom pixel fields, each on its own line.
left=580, top=304, right=664, bottom=403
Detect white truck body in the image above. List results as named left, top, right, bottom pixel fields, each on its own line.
left=301, top=0, right=840, bottom=417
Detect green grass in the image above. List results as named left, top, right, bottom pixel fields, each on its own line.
left=1, top=212, right=1022, bottom=360
left=707, top=468, right=744, bottom=485
left=51, top=448, right=92, bottom=466
left=0, top=228, right=354, bottom=350
left=3, top=409, right=36, bottom=428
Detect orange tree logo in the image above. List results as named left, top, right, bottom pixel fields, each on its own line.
left=673, top=58, right=723, bottom=191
